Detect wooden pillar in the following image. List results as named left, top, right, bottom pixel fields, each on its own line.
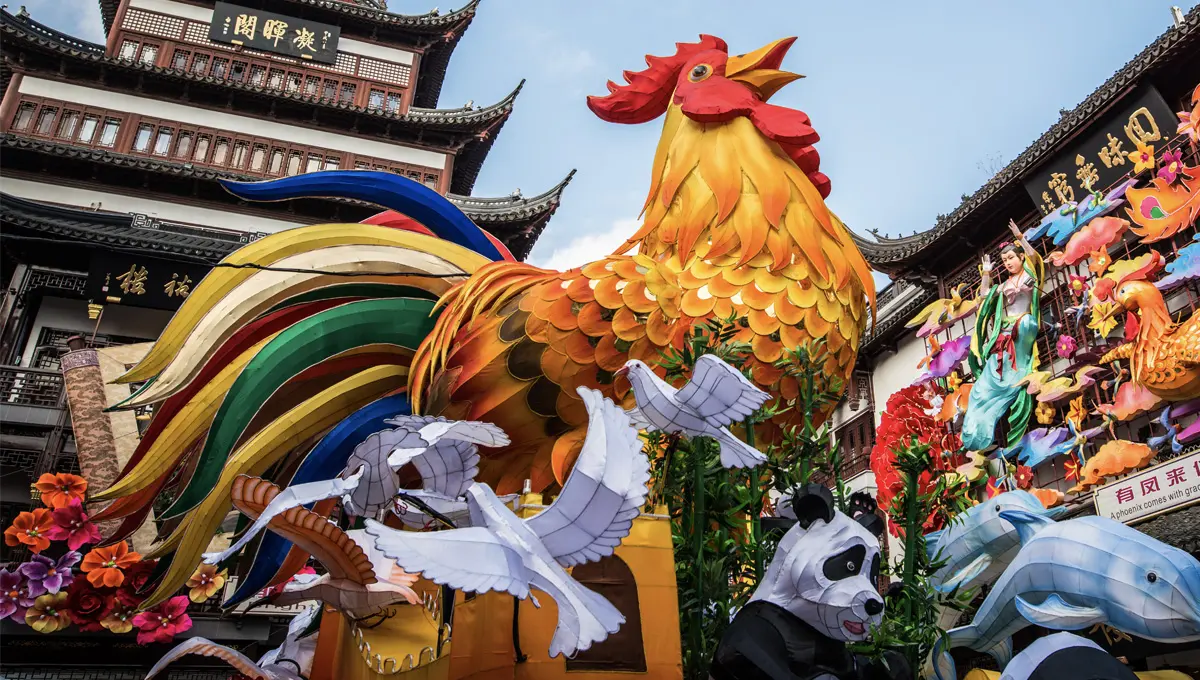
left=61, top=337, right=121, bottom=534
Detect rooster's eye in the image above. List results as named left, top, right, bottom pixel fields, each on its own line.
left=689, top=64, right=712, bottom=82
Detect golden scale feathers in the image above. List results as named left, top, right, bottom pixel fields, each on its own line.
left=410, top=103, right=876, bottom=491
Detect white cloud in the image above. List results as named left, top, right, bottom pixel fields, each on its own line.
left=24, top=0, right=105, bottom=43
left=529, top=218, right=640, bottom=271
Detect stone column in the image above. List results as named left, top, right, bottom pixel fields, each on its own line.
left=61, top=336, right=121, bottom=535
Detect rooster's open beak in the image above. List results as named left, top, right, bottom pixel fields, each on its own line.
left=726, top=37, right=803, bottom=102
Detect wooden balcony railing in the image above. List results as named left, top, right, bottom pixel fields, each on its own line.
left=0, top=365, right=65, bottom=408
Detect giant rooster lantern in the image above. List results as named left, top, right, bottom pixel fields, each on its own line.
left=86, top=34, right=875, bottom=616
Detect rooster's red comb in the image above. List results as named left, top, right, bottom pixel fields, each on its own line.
left=587, top=35, right=727, bottom=125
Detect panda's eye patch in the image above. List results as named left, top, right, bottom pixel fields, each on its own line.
left=870, top=554, right=880, bottom=583
left=823, top=545, right=867, bottom=581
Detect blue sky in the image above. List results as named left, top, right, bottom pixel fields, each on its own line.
left=21, top=0, right=1200, bottom=272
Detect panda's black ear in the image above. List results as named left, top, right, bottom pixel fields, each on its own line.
left=847, top=492, right=885, bottom=538
left=788, top=484, right=835, bottom=529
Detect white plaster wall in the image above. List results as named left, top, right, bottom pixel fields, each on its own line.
left=19, top=297, right=173, bottom=367
left=869, top=333, right=928, bottom=427
left=2, top=178, right=307, bottom=234
left=20, top=78, right=445, bottom=168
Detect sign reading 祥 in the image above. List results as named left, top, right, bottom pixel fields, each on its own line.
left=1022, top=85, right=1177, bottom=215
left=210, top=1, right=340, bottom=65
left=1094, top=449, right=1200, bottom=525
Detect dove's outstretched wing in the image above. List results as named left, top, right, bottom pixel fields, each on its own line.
left=673, top=354, right=769, bottom=428
left=146, top=637, right=273, bottom=679
left=386, top=418, right=509, bottom=498
left=204, top=468, right=365, bottom=564
left=344, top=427, right=415, bottom=515
left=364, top=518, right=530, bottom=599
left=527, top=387, right=650, bottom=568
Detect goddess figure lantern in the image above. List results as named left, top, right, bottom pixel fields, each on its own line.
left=962, top=221, right=1046, bottom=450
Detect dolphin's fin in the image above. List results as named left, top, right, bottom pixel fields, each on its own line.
left=1015, top=593, right=1106, bottom=629
left=934, top=554, right=992, bottom=593
left=983, top=636, right=1013, bottom=668
left=999, top=509, right=1055, bottom=544
left=924, top=529, right=945, bottom=562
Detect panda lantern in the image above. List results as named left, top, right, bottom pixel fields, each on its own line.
left=711, top=484, right=911, bottom=680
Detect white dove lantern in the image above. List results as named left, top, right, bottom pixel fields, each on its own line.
left=367, top=387, right=652, bottom=658
left=616, top=354, right=769, bottom=468
left=201, top=416, right=510, bottom=565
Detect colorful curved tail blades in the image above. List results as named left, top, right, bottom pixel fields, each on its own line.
left=116, top=225, right=488, bottom=387
left=158, top=297, right=438, bottom=519
left=220, top=171, right=508, bottom=262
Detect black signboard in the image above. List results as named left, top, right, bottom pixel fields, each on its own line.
left=1023, top=86, right=1177, bottom=215
left=210, top=1, right=340, bottom=65
left=86, top=252, right=211, bottom=312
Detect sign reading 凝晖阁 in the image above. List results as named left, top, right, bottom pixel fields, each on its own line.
left=1022, top=85, right=1177, bottom=215
left=1094, top=449, right=1200, bottom=525
left=209, top=1, right=340, bottom=65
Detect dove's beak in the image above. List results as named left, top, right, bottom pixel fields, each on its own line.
left=614, top=365, right=630, bottom=378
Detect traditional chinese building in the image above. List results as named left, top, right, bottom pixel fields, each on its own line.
left=0, top=1, right=570, bottom=676
left=831, top=6, right=1200, bottom=671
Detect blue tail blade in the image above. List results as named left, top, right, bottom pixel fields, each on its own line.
left=219, top=170, right=505, bottom=262
left=223, top=393, right=412, bottom=607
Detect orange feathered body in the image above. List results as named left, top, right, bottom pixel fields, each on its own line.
left=410, top=106, right=875, bottom=494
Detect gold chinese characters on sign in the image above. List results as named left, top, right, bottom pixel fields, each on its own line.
left=1024, top=88, right=1177, bottom=215
left=164, top=273, right=193, bottom=299
left=210, top=2, right=340, bottom=65
left=115, top=264, right=148, bottom=295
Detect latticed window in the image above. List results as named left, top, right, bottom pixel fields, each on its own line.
left=248, top=64, right=267, bottom=87
left=268, top=148, right=285, bottom=174
left=34, top=107, right=57, bottom=135
left=368, top=89, right=385, bottom=110
left=211, top=57, right=229, bottom=78
left=230, top=141, right=250, bottom=169
left=324, top=157, right=340, bottom=170
left=11, top=102, right=36, bottom=131
left=191, top=53, right=210, bottom=75
left=267, top=68, right=285, bottom=90
left=98, top=118, right=120, bottom=147
left=229, top=60, right=248, bottom=83
left=339, top=82, right=357, bottom=104
left=119, top=39, right=139, bottom=60
left=133, top=123, right=154, bottom=152
left=322, top=79, right=337, bottom=101
left=192, top=134, right=211, bottom=162
left=139, top=43, right=159, bottom=66
left=303, top=75, right=321, bottom=97
left=152, top=126, right=173, bottom=156
left=249, top=144, right=267, bottom=172
left=211, top=137, right=231, bottom=165
left=175, top=130, right=193, bottom=158
left=76, top=114, right=99, bottom=143
left=55, top=110, right=80, bottom=139
left=287, top=151, right=303, bottom=175
left=386, top=92, right=402, bottom=114
left=171, top=48, right=190, bottom=70
left=424, top=174, right=438, bottom=189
